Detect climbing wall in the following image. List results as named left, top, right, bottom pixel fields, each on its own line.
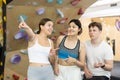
left=6, top=0, right=96, bottom=51
left=4, top=50, right=28, bottom=80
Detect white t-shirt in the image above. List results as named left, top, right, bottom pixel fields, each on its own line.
left=85, top=40, right=113, bottom=78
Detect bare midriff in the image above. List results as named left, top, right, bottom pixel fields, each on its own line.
left=29, top=62, right=50, bottom=67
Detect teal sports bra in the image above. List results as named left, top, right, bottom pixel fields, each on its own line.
left=58, top=36, right=80, bottom=60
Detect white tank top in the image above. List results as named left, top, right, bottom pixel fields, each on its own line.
left=28, top=38, right=51, bottom=64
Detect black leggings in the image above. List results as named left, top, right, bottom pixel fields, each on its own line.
left=83, top=75, right=110, bottom=80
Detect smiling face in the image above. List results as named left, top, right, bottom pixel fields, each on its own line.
left=41, top=21, right=53, bottom=35
left=67, top=22, right=80, bottom=36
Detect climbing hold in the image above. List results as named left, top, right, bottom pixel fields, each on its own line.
left=14, top=29, right=28, bottom=41
left=48, top=0, right=54, bottom=3
left=10, top=54, right=21, bottom=64
left=20, top=49, right=28, bottom=55
left=57, top=18, right=68, bottom=24
left=36, top=8, right=45, bottom=15
left=77, top=8, right=84, bottom=15
left=12, top=74, right=19, bottom=80
left=115, top=19, right=120, bottom=31
left=57, top=0, right=63, bottom=4
left=56, top=9, right=64, bottom=18
left=18, top=15, right=27, bottom=22
left=70, top=0, right=80, bottom=6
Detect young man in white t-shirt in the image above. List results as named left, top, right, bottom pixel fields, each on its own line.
left=83, top=22, right=113, bottom=80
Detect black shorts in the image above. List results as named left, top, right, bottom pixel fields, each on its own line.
left=83, top=74, right=110, bottom=80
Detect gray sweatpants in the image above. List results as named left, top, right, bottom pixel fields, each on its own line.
left=27, top=65, right=55, bottom=80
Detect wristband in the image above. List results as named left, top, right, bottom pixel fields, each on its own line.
left=101, top=64, right=105, bottom=68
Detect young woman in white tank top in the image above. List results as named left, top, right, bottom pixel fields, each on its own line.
left=18, top=18, right=56, bottom=80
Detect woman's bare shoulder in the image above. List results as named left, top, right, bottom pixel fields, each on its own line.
left=58, top=35, right=65, bottom=40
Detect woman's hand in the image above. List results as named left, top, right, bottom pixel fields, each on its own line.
left=50, top=48, right=59, bottom=56
left=49, top=48, right=59, bottom=70
left=65, top=56, right=76, bottom=64
left=18, top=22, right=29, bottom=29
left=84, top=67, right=92, bottom=79
left=54, top=64, right=59, bottom=76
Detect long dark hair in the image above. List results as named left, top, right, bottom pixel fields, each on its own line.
left=37, top=18, right=52, bottom=34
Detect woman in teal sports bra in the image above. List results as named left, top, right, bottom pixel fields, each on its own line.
left=54, top=19, right=86, bottom=80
